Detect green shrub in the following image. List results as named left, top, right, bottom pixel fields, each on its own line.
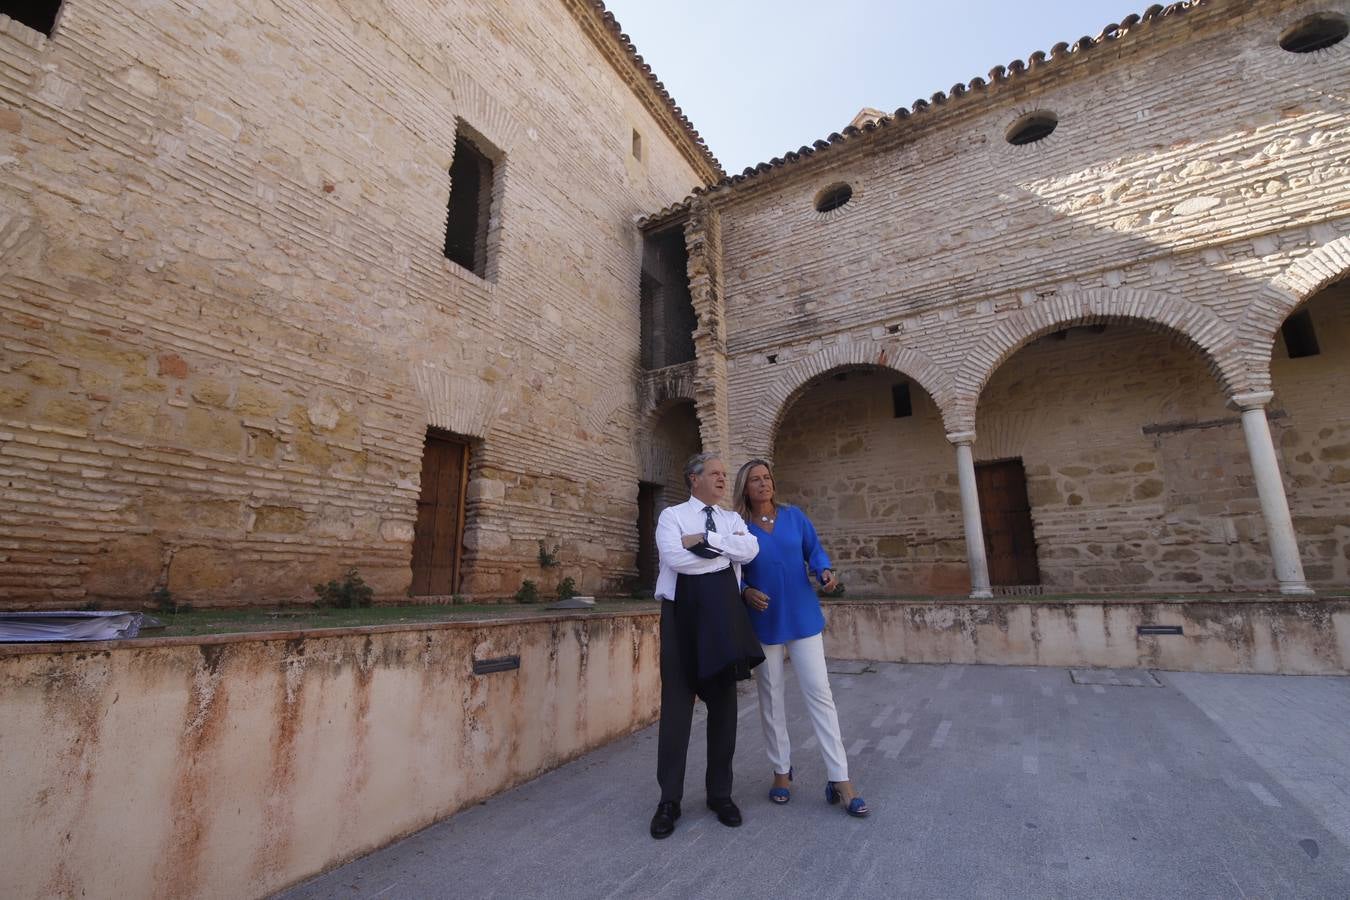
left=151, top=586, right=190, bottom=614
left=557, top=576, right=578, bottom=601
left=514, top=579, right=540, bottom=604
left=313, top=568, right=374, bottom=608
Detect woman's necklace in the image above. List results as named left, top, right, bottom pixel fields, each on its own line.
left=756, top=507, right=775, bottom=525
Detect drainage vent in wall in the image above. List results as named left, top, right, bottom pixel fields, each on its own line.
left=1137, top=625, right=1184, bottom=636
left=473, top=655, right=520, bottom=675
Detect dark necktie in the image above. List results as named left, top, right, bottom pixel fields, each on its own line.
left=686, top=505, right=720, bottom=559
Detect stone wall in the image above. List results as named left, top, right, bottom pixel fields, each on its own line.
left=1277, top=283, right=1350, bottom=586
left=975, top=324, right=1269, bottom=594
left=710, top=0, right=1350, bottom=593
left=0, top=612, right=661, bottom=899
left=0, top=1, right=708, bottom=606
left=775, top=309, right=1348, bottom=597
left=774, top=369, right=968, bottom=595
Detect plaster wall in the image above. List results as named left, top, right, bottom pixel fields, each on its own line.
left=0, top=612, right=661, bottom=899
left=821, top=598, right=1350, bottom=674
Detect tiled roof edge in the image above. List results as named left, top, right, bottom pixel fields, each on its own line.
left=562, top=0, right=725, bottom=184
left=639, top=0, right=1212, bottom=225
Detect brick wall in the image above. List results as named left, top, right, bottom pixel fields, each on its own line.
left=0, top=1, right=706, bottom=606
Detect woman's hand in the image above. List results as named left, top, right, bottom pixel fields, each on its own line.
left=743, top=587, right=770, bottom=612
left=819, top=570, right=839, bottom=593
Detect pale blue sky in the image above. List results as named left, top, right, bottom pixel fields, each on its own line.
left=603, top=0, right=1140, bottom=173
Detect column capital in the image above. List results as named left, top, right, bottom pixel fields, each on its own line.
left=946, top=430, right=976, bottom=447
left=1228, top=390, right=1275, bottom=411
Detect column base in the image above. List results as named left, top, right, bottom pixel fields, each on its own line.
left=1278, top=582, right=1316, bottom=597
left=969, top=589, right=993, bottom=600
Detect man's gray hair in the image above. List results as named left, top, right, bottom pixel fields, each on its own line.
left=684, top=451, right=722, bottom=490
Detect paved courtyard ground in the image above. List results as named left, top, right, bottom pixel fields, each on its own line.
left=280, top=662, right=1350, bottom=899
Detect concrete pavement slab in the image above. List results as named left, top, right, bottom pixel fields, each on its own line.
left=279, top=663, right=1350, bottom=900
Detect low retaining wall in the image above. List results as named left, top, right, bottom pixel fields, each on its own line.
left=6, top=599, right=1347, bottom=899
left=822, top=598, right=1350, bottom=674
left=0, top=612, right=661, bottom=900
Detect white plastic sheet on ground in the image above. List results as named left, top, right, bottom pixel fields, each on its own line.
left=0, top=611, right=144, bottom=642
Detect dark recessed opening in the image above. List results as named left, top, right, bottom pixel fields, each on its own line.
left=1282, top=309, right=1321, bottom=358
left=444, top=129, right=497, bottom=278
left=1279, top=13, right=1349, bottom=53
left=892, top=383, right=913, bottom=418
left=833, top=372, right=849, bottom=382
left=887, top=323, right=901, bottom=334
left=815, top=183, right=853, bottom=213
left=3, top=0, right=62, bottom=35
left=472, top=655, right=520, bottom=675
left=640, top=225, right=695, bottom=370
left=766, top=354, right=777, bottom=364
left=632, top=128, right=642, bottom=160
left=1006, top=111, right=1058, bottom=146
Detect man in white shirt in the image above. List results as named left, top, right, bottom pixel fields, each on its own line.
left=650, top=452, right=762, bottom=840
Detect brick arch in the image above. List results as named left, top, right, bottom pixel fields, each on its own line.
left=636, top=398, right=701, bottom=484
left=636, top=364, right=697, bottom=423
left=954, top=288, right=1247, bottom=430
left=1238, top=235, right=1350, bottom=389
left=753, top=340, right=959, bottom=456
left=411, top=363, right=506, bottom=440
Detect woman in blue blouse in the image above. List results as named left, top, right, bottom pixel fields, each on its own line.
left=733, top=459, right=869, bottom=818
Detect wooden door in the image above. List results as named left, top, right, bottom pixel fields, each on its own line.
left=975, top=459, right=1040, bottom=586
left=411, top=433, right=468, bottom=595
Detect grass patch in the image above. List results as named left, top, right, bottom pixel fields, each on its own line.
left=147, top=599, right=660, bottom=638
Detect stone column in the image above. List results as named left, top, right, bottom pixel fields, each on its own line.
left=948, top=431, right=993, bottom=600
left=1231, top=391, right=1313, bottom=596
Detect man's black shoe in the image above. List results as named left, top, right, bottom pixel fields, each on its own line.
left=650, top=800, right=681, bottom=839
left=707, top=797, right=743, bottom=827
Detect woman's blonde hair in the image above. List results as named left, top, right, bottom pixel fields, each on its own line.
left=733, top=458, right=775, bottom=522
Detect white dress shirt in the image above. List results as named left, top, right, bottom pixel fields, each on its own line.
left=654, top=496, right=760, bottom=601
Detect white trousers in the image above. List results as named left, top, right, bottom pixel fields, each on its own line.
left=755, top=632, right=849, bottom=782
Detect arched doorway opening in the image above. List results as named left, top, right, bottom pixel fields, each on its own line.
left=636, top=400, right=702, bottom=592
left=975, top=321, right=1261, bottom=593
left=771, top=365, right=965, bottom=596
left=1270, top=278, right=1350, bottom=589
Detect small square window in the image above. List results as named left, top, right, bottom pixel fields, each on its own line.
left=1282, top=310, right=1320, bottom=358
left=2, top=1, right=63, bottom=36
left=631, top=129, right=643, bottom=160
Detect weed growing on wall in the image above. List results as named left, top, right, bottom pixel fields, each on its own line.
left=313, top=569, right=374, bottom=608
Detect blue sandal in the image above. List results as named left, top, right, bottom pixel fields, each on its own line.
left=769, top=767, right=793, bottom=804
left=826, top=781, right=870, bottom=818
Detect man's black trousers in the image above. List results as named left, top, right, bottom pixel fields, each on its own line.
left=656, top=588, right=738, bottom=803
